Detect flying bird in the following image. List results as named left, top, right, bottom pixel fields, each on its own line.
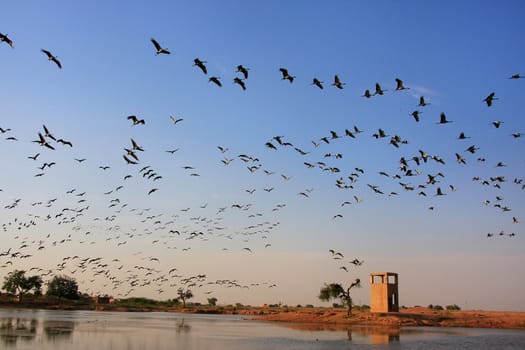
left=32, top=133, right=55, bottom=150
left=437, top=113, right=453, bottom=124
left=150, top=38, right=170, bottom=55
left=492, top=120, right=503, bottom=128
left=418, top=96, right=430, bottom=107
left=217, top=146, right=229, bottom=153
left=233, top=77, right=246, bottom=90
left=458, top=132, right=470, bottom=139
left=374, top=83, right=386, bottom=95
left=410, top=110, right=421, bottom=122
left=362, top=89, right=372, bottom=98
left=42, top=125, right=56, bottom=141
left=193, top=58, right=207, bottom=74
left=395, top=78, right=409, bottom=91
left=123, top=155, right=138, bottom=165
left=0, top=33, right=14, bottom=48
left=265, top=142, right=277, bottom=150
left=127, top=115, right=145, bottom=125
left=236, top=65, right=249, bottom=79
left=279, top=68, right=295, bottom=83
left=41, top=49, right=61, bottom=69
left=208, top=76, right=222, bottom=87
left=130, top=138, right=144, bottom=151
left=483, top=92, right=497, bottom=107
left=311, top=78, right=324, bottom=89
left=57, top=139, right=72, bottom=147
left=170, top=116, right=183, bottom=124
left=332, top=75, right=345, bottom=89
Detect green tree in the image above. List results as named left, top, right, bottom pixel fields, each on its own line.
left=318, top=279, right=361, bottom=316
left=46, top=275, right=79, bottom=299
left=177, top=288, right=193, bottom=308
left=207, top=297, right=218, bottom=306
left=2, top=270, right=43, bottom=301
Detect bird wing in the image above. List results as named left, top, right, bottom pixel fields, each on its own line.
left=52, top=57, right=62, bottom=69
left=151, top=38, right=161, bottom=51
left=41, top=49, right=52, bottom=58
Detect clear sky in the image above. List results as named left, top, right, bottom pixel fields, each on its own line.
left=1, top=1, right=524, bottom=310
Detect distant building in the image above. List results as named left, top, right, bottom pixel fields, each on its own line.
left=370, top=272, right=399, bottom=312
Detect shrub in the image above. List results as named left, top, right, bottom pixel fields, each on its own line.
left=446, top=304, right=461, bottom=311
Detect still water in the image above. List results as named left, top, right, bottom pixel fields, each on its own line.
left=0, top=309, right=524, bottom=350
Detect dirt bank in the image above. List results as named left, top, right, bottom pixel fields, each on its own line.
left=244, top=307, right=525, bottom=330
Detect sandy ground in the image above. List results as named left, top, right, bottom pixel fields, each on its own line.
left=238, top=307, right=525, bottom=330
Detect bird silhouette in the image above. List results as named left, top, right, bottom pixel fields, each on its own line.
left=374, top=83, right=386, bottom=95
left=483, top=92, right=497, bottom=107
left=123, top=155, right=138, bottom=165
left=217, top=146, right=229, bottom=153
left=193, top=58, right=207, bottom=74
left=57, top=139, right=72, bottom=147
left=395, top=78, right=409, bottom=91
left=362, top=89, right=372, bottom=98
left=233, top=77, right=246, bottom=90
left=418, top=96, right=430, bottom=107
left=208, top=76, right=222, bottom=87
left=32, top=133, right=55, bottom=150
left=332, top=75, right=345, bottom=89
left=410, top=110, right=421, bottom=122
left=150, top=38, right=170, bottom=55
left=437, top=113, right=453, bottom=124
left=492, top=120, right=503, bottom=128
left=311, top=78, right=324, bottom=89
left=43, top=125, right=56, bottom=141
left=0, top=33, right=14, bottom=48
left=127, top=115, right=145, bottom=125
left=509, top=73, right=523, bottom=79
left=41, top=49, right=61, bottom=69
left=458, top=132, right=470, bottom=139
left=130, top=138, right=144, bottom=151
left=236, top=65, right=249, bottom=79
left=170, top=116, right=183, bottom=124
left=279, top=68, right=295, bottom=83
left=435, top=187, right=446, bottom=196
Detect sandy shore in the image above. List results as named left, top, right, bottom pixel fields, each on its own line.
left=240, top=307, right=525, bottom=330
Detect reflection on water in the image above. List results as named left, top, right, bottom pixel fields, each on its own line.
left=348, top=326, right=400, bottom=344
left=0, top=309, right=524, bottom=350
left=175, top=318, right=191, bottom=333
left=0, top=315, right=75, bottom=347
left=43, top=319, right=74, bottom=340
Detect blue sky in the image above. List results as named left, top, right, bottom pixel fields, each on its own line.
left=1, top=1, right=524, bottom=310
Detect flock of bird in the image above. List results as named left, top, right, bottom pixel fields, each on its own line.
left=0, top=31, right=523, bottom=301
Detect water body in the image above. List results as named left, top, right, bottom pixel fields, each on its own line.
left=0, top=309, right=524, bottom=350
